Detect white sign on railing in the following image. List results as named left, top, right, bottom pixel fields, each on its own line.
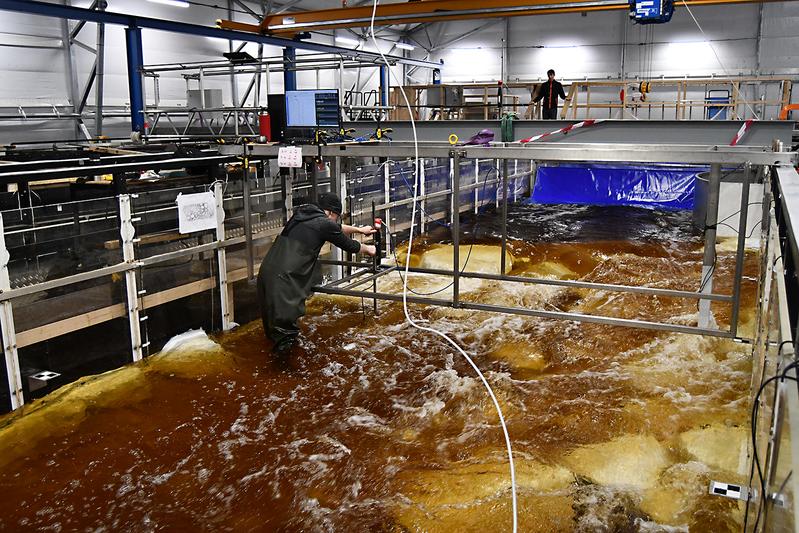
left=278, top=146, right=303, bottom=168
left=177, top=191, right=217, bottom=234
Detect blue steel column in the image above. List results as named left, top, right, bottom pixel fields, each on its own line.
left=283, top=47, right=296, bottom=91
left=125, top=25, right=145, bottom=132
left=380, top=65, right=389, bottom=106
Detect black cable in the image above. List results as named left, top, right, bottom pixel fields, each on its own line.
left=747, top=220, right=763, bottom=239
left=745, top=340, right=798, bottom=531
left=716, top=201, right=764, bottom=226
left=698, top=245, right=716, bottom=293
left=715, top=219, right=764, bottom=240
left=751, top=374, right=797, bottom=532
left=387, top=229, right=476, bottom=296
left=384, top=165, right=496, bottom=297
left=698, top=211, right=764, bottom=294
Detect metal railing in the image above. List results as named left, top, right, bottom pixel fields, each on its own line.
left=228, top=141, right=796, bottom=340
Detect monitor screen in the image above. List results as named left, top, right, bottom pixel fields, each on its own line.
left=285, top=89, right=340, bottom=129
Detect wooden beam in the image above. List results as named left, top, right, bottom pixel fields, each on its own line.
left=15, top=268, right=253, bottom=348
left=16, top=303, right=127, bottom=348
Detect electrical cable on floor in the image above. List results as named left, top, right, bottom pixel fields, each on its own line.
left=369, top=2, right=518, bottom=530
left=679, top=0, right=760, bottom=120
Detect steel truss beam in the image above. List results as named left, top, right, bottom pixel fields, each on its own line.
left=0, top=0, right=439, bottom=70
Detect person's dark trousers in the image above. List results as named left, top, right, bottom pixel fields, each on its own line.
left=542, top=107, right=558, bottom=119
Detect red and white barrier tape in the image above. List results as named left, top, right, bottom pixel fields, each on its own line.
left=518, top=119, right=604, bottom=143
left=729, top=119, right=754, bottom=146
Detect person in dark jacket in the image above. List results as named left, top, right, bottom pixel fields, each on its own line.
left=533, top=69, right=568, bottom=120
left=257, top=192, right=376, bottom=353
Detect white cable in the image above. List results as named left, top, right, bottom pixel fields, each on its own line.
left=679, top=0, right=760, bottom=120
left=368, top=2, right=518, bottom=531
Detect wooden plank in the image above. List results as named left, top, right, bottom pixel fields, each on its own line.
left=572, top=84, right=578, bottom=118
left=15, top=261, right=258, bottom=349
left=104, top=231, right=187, bottom=250
left=85, top=146, right=145, bottom=156
left=585, top=85, right=591, bottom=119
left=140, top=277, right=216, bottom=309
left=560, top=83, right=577, bottom=119
left=16, top=303, right=127, bottom=348
left=782, top=81, right=792, bottom=111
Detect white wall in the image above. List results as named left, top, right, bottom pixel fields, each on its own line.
left=410, top=3, right=799, bottom=120
left=425, top=3, right=799, bottom=83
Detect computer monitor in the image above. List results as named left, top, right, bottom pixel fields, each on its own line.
left=285, top=89, right=341, bottom=129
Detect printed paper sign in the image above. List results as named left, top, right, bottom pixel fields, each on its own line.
left=177, top=191, right=217, bottom=234
left=278, top=146, right=303, bottom=168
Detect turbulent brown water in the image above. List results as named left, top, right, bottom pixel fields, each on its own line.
left=0, top=205, right=758, bottom=532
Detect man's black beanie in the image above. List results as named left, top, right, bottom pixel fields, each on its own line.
left=317, top=193, right=343, bottom=216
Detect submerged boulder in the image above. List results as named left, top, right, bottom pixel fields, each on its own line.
left=561, top=434, right=670, bottom=489
left=419, top=244, right=514, bottom=275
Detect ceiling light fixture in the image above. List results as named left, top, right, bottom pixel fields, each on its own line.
left=335, top=36, right=361, bottom=47
left=146, top=0, right=190, bottom=8
left=395, top=42, right=415, bottom=51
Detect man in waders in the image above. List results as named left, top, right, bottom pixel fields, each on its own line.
left=257, top=193, right=376, bottom=353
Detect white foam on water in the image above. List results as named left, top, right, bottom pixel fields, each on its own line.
left=417, top=398, right=446, bottom=418
left=350, top=480, right=362, bottom=499
left=321, top=361, right=345, bottom=377
left=635, top=519, right=690, bottom=532
left=160, top=328, right=218, bottom=354
left=423, top=368, right=479, bottom=398
left=299, top=497, right=334, bottom=531
left=345, top=410, right=389, bottom=431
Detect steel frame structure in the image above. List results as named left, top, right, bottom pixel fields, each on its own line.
left=0, top=0, right=438, bottom=135
left=224, top=140, right=797, bottom=341
left=0, top=179, right=251, bottom=411
left=138, top=53, right=426, bottom=138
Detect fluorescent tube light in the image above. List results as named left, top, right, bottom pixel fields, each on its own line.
left=395, top=42, right=415, bottom=51
left=146, top=0, right=190, bottom=7
left=335, top=36, right=361, bottom=47
left=0, top=32, right=63, bottom=48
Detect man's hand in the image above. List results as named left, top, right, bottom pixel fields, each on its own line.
left=342, top=224, right=378, bottom=237
left=361, top=244, right=377, bottom=256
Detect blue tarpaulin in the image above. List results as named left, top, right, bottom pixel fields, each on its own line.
left=529, top=163, right=704, bottom=210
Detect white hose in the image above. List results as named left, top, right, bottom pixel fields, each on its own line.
left=367, top=3, right=518, bottom=531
